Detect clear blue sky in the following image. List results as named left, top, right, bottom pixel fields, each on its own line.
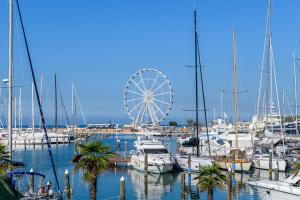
left=0, top=0, right=299, bottom=125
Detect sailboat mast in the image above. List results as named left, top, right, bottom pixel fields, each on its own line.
left=39, top=73, right=43, bottom=129
left=54, top=74, right=57, bottom=133
left=14, top=97, right=16, bottom=129
left=32, top=82, right=35, bottom=136
left=233, top=29, right=239, bottom=159
left=194, top=10, right=200, bottom=157
left=8, top=0, right=13, bottom=159
left=293, top=54, right=299, bottom=135
left=196, top=24, right=211, bottom=157
left=72, top=82, right=75, bottom=129
left=267, top=0, right=272, bottom=118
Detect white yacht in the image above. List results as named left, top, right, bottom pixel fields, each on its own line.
left=129, top=137, right=173, bottom=174
left=247, top=172, right=300, bottom=199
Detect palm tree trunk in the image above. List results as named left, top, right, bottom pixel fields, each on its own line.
left=207, top=189, right=213, bottom=200
left=90, top=176, right=97, bottom=200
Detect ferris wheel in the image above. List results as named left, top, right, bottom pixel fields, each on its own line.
left=124, top=68, right=173, bottom=126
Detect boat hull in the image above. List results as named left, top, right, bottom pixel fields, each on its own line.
left=216, top=161, right=252, bottom=172
left=130, top=155, right=173, bottom=174
left=253, top=158, right=286, bottom=171
left=248, top=181, right=300, bottom=200
left=175, top=155, right=214, bottom=173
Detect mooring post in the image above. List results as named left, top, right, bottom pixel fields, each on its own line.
left=24, top=139, right=27, bottom=150
left=144, top=173, right=148, bottom=199
left=180, top=173, right=185, bottom=200
left=227, top=167, right=232, bottom=200
left=116, top=139, right=121, bottom=156
left=41, top=138, right=44, bottom=148
left=119, top=176, right=125, bottom=200
left=124, top=141, right=128, bottom=157
left=56, top=135, right=58, bottom=145
left=274, top=159, right=279, bottom=181
left=33, top=138, right=35, bottom=149
left=188, top=152, right=191, bottom=174
left=46, top=181, right=51, bottom=196
left=269, top=149, right=273, bottom=180
left=144, top=153, right=148, bottom=176
left=29, top=168, right=34, bottom=194
left=64, top=169, right=71, bottom=200
left=144, top=153, right=148, bottom=198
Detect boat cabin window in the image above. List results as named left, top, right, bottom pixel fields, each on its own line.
left=216, top=139, right=225, bottom=145
left=144, top=149, right=168, bottom=154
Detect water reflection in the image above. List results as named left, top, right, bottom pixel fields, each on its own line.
left=129, top=170, right=178, bottom=200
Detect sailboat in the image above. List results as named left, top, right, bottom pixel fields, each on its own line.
left=174, top=9, right=214, bottom=173
left=215, top=28, right=252, bottom=172
left=251, top=0, right=287, bottom=171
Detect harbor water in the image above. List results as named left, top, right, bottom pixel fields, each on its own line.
left=13, top=134, right=259, bottom=200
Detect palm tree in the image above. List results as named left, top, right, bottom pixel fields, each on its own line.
left=194, top=165, right=226, bottom=200
left=0, top=144, right=12, bottom=177
left=293, top=156, right=300, bottom=176
left=71, top=141, right=113, bottom=200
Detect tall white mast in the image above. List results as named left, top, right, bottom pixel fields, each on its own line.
left=267, top=0, right=272, bottom=119
left=233, top=28, right=239, bottom=159
left=8, top=0, right=13, bottom=159
left=220, top=90, right=224, bottom=122
left=18, top=89, right=22, bottom=131
left=293, top=54, right=299, bottom=135
left=39, top=73, right=43, bottom=129
left=32, top=82, right=35, bottom=136
left=14, top=97, right=16, bottom=129
left=72, top=82, right=74, bottom=128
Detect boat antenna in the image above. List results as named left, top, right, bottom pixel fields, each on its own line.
left=16, top=0, right=61, bottom=193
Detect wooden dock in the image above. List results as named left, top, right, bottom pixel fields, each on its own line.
left=108, top=157, right=131, bottom=167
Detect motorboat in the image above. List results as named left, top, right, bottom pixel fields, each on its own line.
left=129, top=137, right=173, bottom=174
left=247, top=172, right=300, bottom=199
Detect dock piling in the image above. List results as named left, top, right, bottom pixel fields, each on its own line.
left=188, top=152, right=191, bottom=174
left=180, top=173, right=185, bottom=200
left=116, top=139, right=121, bottom=156
left=29, top=168, right=34, bottom=194
left=227, top=167, right=232, bottom=200
left=124, top=141, right=128, bottom=157
left=274, top=159, right=279, bottom=181
left=269, top=149, right=273, bottom=180
left=119, top=176, right=125, bottom=200
left=144, top=153, right=148, bottom=177
left=64, top=169, right=71, bottom=200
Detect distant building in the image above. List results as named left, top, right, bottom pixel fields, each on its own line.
left=87, top=124, right=116, bottom=129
